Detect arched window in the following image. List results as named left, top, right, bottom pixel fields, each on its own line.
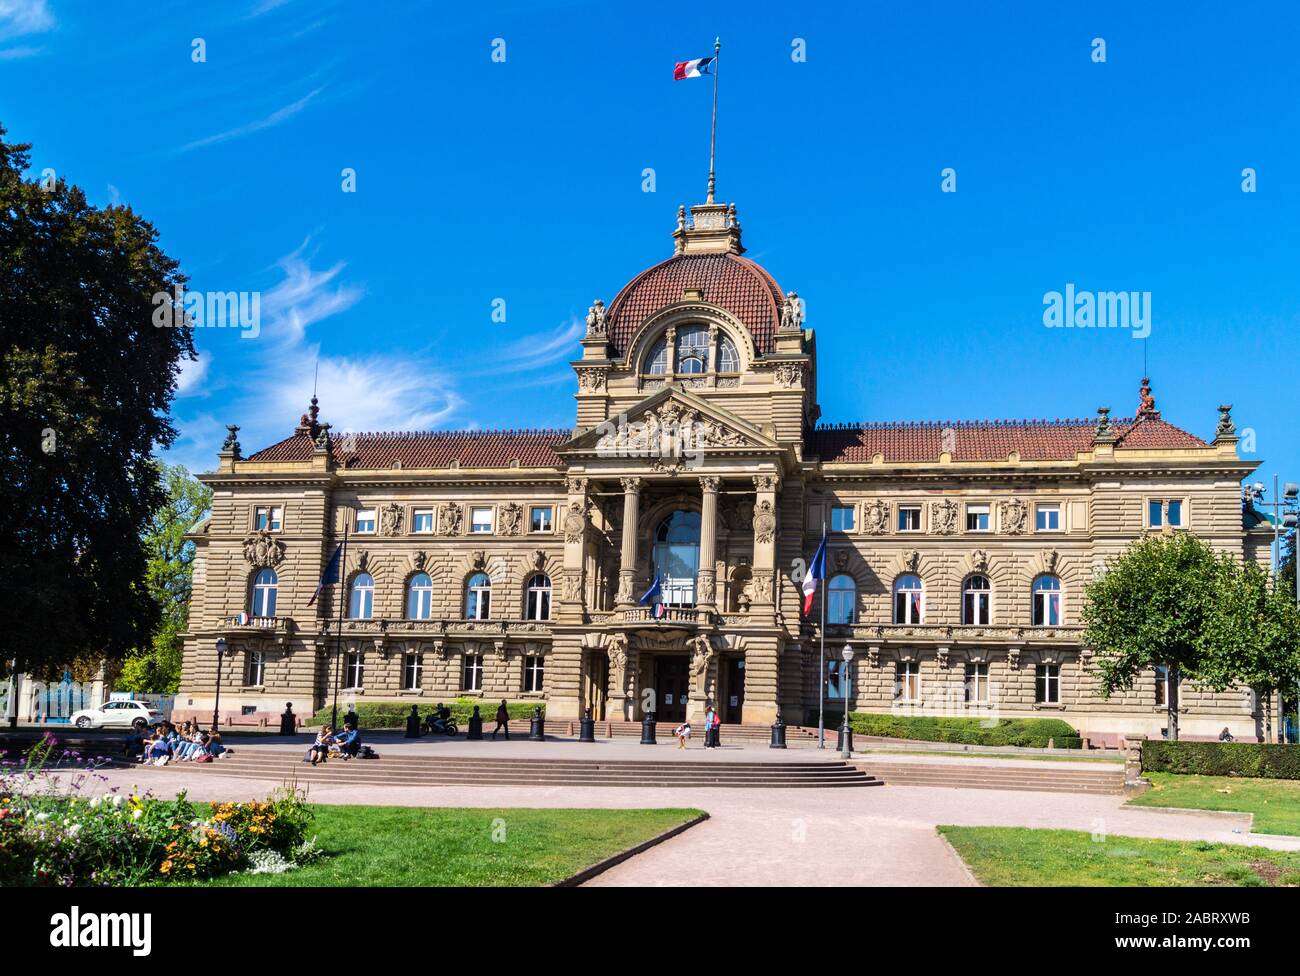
left=717, top=334, right=740, bottom=373
left=251, top=569, right=278, bottom=617
left=653, top=510, right=701, bottom=606
left=645, top=336, right=669, bottom=375
left=893, top=574, right=924, bottom=624
left=962, top=575, right=991, bottom=625
left=349, top=573, right=374, bottom=619
left=407, top=572, right=433, bottom=620
left=674, top=325, right=709, bottom=373
left=525, top=573, right=551, bottom=621
left=827, top=574, right=856, bottom=625
left=1032, top=575, right=1062, bottom=626
left=466, top=572, right=492, bottom=620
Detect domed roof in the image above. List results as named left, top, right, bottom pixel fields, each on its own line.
left=605, top=252, right=785, bottom=358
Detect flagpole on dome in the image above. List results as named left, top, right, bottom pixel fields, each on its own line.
left=707, top=36, right=720, bottom=203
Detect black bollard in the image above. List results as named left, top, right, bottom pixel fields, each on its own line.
left=640, top=711, right=657, bottom=745
left=467, top=706, right=483, bottom=740
left=528, top=705, right=545, bottom=741
left=770, top=714, right=787, bottom=749
left=405, top=705, right=421, bottom=739
left=836, top=714, right=854, bottom=754
left=579, top=706, right=596, bottom=743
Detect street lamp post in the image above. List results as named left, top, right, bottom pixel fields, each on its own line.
left=840, top=645, right=855, bottom=759
left=212, top=637, right=228, bottom=732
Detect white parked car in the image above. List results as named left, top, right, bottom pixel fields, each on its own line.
left=70, top=700, right=165, bottom=731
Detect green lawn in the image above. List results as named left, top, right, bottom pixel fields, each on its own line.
left=1128, top=772, right=1300, bottom=836
left=940, top=826, right=1300, bottom=887
left=180, top=806, right=703, bottom=887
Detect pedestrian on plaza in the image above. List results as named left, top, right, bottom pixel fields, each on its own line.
left=710, top=707, right=721, bottom=748
left=492, top=700, right=510, bottom=740
left=674, top=720, right=692, bottom=749
left=703, top=704, right=716, bottom=748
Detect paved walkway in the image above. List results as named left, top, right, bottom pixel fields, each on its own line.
left=59, top=750, right=1299, bottom=887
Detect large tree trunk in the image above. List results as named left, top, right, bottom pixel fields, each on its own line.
left=1167, top=665, right=1180, bottom=741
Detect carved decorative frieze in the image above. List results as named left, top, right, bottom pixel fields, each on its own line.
left=379, top=502, right=404, bottom=537
left=243, top=533, right=284, bottom=568
left=863, top=499, right=890, bottom=535
left=1000, top=498, right=1029, bottom=535
left=752, top=501, right=777, bottom=545
left=563, top=571, right=585, bottom=603
left=439, top=503, right=464, bottom=536
left=471, top=550, right=488, bottom=571
left=752, top=474, right=779, bottom=493
left=930, top=498, right=959, bottom=535
left=409, top=550, right=428, bottom=573
left=577, top=369, right=606, bottom=393
left=499, top=502, right=524, bottom=536
left=773, top=362, right=804, bottom=388
left=563, top=502, right=588, bottom=544
left=970, top=549, right=989, bottom=574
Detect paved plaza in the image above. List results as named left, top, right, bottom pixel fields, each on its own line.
left=51, top=737, right=1297, bottom=887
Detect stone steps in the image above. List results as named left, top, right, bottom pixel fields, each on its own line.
left=851, top=761, right=1125, bottom=795
left=172, top=754, right=881, bottom=789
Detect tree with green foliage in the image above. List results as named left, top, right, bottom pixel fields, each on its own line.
left=1200, top=559, right=1300, bottom=742
left=1082, top=533, right=1235, bottom=740
left=116, top=463, right=212, bottom=694
left=0, top=124, right=194, bottom=674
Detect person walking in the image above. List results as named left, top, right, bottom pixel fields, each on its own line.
left=674, top=720, right=692, bottom=749
left=492, top=700, right=511, bottom=740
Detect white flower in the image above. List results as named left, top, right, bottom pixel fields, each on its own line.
left=34, top=812, right=50, bottom=822
left=132, top=808, right=143, bottom=820
left=110, top=795, right=125, bottom=809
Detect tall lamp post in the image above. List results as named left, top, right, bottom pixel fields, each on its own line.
left=840, top=645, right=855, bottom=759
left=211, top=637, right=229, bottom=731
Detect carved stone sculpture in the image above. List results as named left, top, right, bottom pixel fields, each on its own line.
left=243, top=533, right=284, bottom=568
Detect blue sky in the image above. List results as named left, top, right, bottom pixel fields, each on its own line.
left=3, top=0, right=1297, bottom=498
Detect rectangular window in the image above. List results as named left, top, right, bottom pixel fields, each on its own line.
left=403, top=652, right=422, bottom=691
left=1036, top=504, right=1061, bottom=531
left=523, top=655, right=545, bottom=693
left=413, top=509, right=434, bottom=533
left=830, top=505, right=855, bottom=532
left=1166, top=499, right=1183, bottom=527
left=255, top=506, right=283, bottom=532
left=1035, top=664, right=1061, bottom=704
left=245, top=650, right=265, bottom=687
left=530, top=506, right=553, bottom=533
left=1148, top=499, right=1184, bottom=529
left=1154, top=664, right=1168, bottom=707
left=826, top=659, right=853, bottom=701
left=965, top=662, right=989, bottom=704
left=470, top=507, right=494, bottom=534
left=345, top=651, right=364, bottom=690
left=894, top=662, right=920, bottom=702
left=462, top=654, right=483, bottom=692
left=898, top=506, right=922, bottom=532
left=355, top=508, right=376, bottom=534
left=965, top=504, right=990, bottom=532
left=1148, top=499, right=1163, bottom=528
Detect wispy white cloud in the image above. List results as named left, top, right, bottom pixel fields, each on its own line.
left=249, top=0, right=293, bottom=16
left=0, top=44, right=41, bottom=59
left=179, top=87, right=324, bottom=153
left=0, top=0, right=54, bottom=40
left=459, top=318, right=584, bottom=378
left=260, top=239, right=365, bottom=349
left=176, top=353, right=210, bottom=397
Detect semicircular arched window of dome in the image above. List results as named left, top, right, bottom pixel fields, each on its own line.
left=674, top=325, right=710, bottom=374
left=645, top=336, right=669, bottom=375
left=717, top=334, right=740, bottom=373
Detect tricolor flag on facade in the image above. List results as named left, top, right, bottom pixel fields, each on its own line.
left=308, top=543, right=343, bottom=607
left=639, top=575, right=667, bottom=619
left=801, top=532, right=828, bottom=617
left=673, top=56, right=714, bottom=80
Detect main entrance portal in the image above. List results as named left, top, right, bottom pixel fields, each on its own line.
left=653, top=655, right=690, bottom=723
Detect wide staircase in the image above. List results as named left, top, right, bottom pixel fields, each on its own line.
left=183, top=752, right=881, bottom=789
left=850, top=759, right=1126, bottom=795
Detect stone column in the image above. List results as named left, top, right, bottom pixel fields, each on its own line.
left=751, top=474, right=779, bottom=612
left=696, top=476, right=720, bottom=608
left=617, top=477, right=642, bottom=606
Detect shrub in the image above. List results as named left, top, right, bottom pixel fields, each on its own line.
left=307, top=698, right=543, bottom=729
left=1141, top=740, right=1300, bottom=779
left=847, top=712, right=1080, bottom=749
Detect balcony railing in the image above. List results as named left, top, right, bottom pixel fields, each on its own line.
left=336, top=618, right=553, bottom=638
left=220, top=615, right=292, bottom=634
left=824, top=623, right=1084, bottom=643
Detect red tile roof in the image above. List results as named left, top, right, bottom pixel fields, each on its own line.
left=809, top=415, right=1208, bottom=463
left=247, top=429, right=569, bottom=469
left=605, top=253, right=784, bottom=357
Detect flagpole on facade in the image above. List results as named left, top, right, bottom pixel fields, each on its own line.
left=330, top=519, right=350, bottom=731
left=707, top=36, right=719, bottom=203
left=818, top=519, right=826, bottom=750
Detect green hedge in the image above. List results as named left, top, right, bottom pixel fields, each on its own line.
left=847, top=712, right=1081, bottom=749
left=307, top=699, right=544, bottom=730
left=1142, top=740, right=1300, bottom=779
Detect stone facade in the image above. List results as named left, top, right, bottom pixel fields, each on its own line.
left=177, top=200, right=1276, bottom=741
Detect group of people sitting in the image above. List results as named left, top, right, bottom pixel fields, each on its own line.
left=132, top=721, right=228, bottom=765
left=305, top=721, right=360, bottom=764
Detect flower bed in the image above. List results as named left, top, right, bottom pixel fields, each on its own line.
left=0, top=734, right=321, bottom=886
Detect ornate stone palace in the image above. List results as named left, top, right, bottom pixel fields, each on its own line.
left=178, top=197, right=1275, bottom=740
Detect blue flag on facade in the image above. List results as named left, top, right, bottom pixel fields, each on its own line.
left=639, top=574, right=667, bottom=619
left=308, top=544, right=343, bottom=606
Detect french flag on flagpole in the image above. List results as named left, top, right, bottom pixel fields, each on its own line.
left=673, top=56, right=714, bottom=80
left=801, top=533, right=828, bottom=616
left=308, top=544, right=343, bottom=607
left=639, top=575, right=667, bottom=619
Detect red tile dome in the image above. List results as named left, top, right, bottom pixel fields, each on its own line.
left=604, top=251, right=785, bottom=359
